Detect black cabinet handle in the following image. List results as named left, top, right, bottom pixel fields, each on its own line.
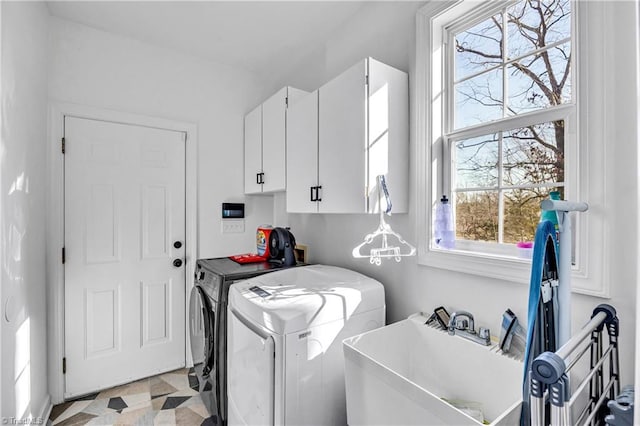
left=310, top=186, right=316, bottom=202
left=173, top=259, right=183, bottom=268
left=174, top=241, right=182, bottom=249
left=316, top=186, right=322, bottom=202
left=260, top=172, right=265, bottom=184
left=256, top=173, right=261, bottom=184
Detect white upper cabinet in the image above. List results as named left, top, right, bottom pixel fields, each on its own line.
left=286, top=90, right=319, bottom=213
left=286, top=58, right=409, bottom=213
left=244, top=105, right=263, bottom=194
left=244, top=86, right=308, bottom=194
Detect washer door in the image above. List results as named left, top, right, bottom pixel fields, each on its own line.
left=189, top=285, right=215, bottom=377
left=227, top=308, right=275, bottom=426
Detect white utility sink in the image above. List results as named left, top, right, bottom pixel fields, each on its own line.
left=343, top=313, right=524, bottom=425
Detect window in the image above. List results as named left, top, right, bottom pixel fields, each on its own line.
left=447, top=0, right=572, bottom=253
left=416, top=0, right=609, bottom=296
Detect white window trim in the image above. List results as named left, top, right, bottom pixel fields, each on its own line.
left=416, top=0, right=609, bottom=297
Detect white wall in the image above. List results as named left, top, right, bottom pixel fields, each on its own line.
left=274, top=0, right=638, bottom=389
left=1, top=1, right=51, bottom=420
left=48, top=17, right=272, bottom=259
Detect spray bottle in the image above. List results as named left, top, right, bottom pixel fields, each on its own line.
left=434, top=195, right=455, bottom=249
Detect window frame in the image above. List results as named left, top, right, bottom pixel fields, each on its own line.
left=415, top=0, right=609, bottom=297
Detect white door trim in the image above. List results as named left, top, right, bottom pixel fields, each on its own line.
left=46, top=102, right=198, bottom=404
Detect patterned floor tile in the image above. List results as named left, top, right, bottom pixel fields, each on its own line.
left=164, top=387, right=198, bottom=398
left=175, top=406, right=205, bottom=425
left=74, top=392, right=100, bottom=401
left=187, top=403, right=209, bottom=419
left=121, top=400, right=151, bottom=415
left=161, top=396, right=190, bottom=410
left=188, top=374, right=199, bottom=390
left=50, top=401, right=75, bottom=422
left=53, top=400, right=93, bottom=425
left=97, top=377, right=150, bottom=400
left=86, top=411, right=120, bottom=425
left=153, top=409, right=176, bottom=425
left=50, top=368, right=215, bottom=426
left=149, top=377, right=177, bottom=397
left=200, top=416, right=217, bottom=426
left=107, top=397, right=128, bottom=411
left=121, top=392, right=151, bottom=409
left=158, top=373, right=190, bottom=391
left=174, top=393, right=202, bottom=408
left=54, top=412, right=97, bottom=426
left=151, top=396, right=168, bottom=411
left=112, top=406, right=149, bottom=426
left=83, top=398, right=113, bottom=417
left=131, top=409, right=156, bottom=426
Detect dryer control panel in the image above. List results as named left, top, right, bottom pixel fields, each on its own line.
left=195, top=265, right=221, bottom=302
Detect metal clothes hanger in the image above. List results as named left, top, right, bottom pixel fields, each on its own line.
left=352, top=175, right=416, bottom=265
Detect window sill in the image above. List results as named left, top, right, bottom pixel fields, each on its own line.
left=419, top=247, right=533, bottom=284
left=418, top=245, right=608, bottom=299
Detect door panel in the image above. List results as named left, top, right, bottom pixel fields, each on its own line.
left=85, top=287, right=120, bottom=357
left=318, top=59, right=367, bottom=213
left=286, top=90, right=319, bottom=213
left=141, top=280, right=171, bottom=345
left=86, top=184, right=119, bottom=263
left=141, top=185, right=170, bottom=259
left=64, top=116, right=186, bottom=397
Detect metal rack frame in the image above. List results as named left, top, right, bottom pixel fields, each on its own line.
left=528, top=304, right=620, bottom=426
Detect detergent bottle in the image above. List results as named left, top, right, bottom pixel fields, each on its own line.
left=540, top=191, right=561, bottom=249
left=540, top=191, right=561, bottom=229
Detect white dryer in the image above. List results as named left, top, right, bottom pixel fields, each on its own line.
left=227, top=264, right=385, bottom=426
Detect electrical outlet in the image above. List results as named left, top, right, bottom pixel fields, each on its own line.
left=222, top=219, right=245, bottom=233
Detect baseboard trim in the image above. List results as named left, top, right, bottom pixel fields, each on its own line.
left=36, top=394, right=52, bottom=424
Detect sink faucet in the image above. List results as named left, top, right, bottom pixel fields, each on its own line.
left=448, top=311, right=491, bottom=346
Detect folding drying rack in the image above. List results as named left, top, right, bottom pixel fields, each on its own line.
left=528, top=304, right=620, bottom=425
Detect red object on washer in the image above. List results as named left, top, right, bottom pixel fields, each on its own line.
left=228, top=253, right=267, bottom=264
left=256, top=226, right=273, bottom=257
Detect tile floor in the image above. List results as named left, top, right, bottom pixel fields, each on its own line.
left=49, top=367, right=215, bottom=425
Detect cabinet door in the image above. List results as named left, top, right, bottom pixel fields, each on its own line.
left=262, top=87, right=287, bottom=192
left=286, top=91, right=319, bottom=213
left=367, top=58, right=409, bottom=213
left=244, top=105, right=263, bottom=194
left=318, top=59, right=367, bottom=213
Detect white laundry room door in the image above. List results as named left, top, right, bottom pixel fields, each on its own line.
left=64, top=116, right=186, bottom=397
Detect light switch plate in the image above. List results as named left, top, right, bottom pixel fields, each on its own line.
left=222, top=219, right=245, bottom=233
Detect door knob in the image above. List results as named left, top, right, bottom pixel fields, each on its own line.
left=173, top=259, right=183, bottom=268
left=174, top=241, right=183, bottom=249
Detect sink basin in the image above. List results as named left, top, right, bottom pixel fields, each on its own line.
left=343, top=313, right=523, bottom=425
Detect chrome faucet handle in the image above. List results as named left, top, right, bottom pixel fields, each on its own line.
left=448, top=310, right=475, bottom=334
left=479, top=327, right=490, bottom=340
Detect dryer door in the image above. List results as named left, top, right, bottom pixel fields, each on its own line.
left=227, top=308, right=275, bottom=426
left=189, top=286, right=215, bottom=376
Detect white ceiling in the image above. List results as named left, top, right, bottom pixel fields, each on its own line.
left=46, top=1, right=368, bottom=78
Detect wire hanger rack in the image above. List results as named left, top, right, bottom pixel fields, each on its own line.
left=352, top=175, right=416, bottom=265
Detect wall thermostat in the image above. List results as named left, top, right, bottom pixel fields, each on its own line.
left=222, top=203, right=245, bottom=219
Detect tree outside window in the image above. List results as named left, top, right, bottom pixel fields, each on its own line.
left=449, top=0, right=571, bottom=244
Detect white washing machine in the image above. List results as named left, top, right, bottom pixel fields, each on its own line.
left=227, top=264, right=385, bottom=426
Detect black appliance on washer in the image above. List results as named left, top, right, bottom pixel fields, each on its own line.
left=189, top=257, right=298, bottom=424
